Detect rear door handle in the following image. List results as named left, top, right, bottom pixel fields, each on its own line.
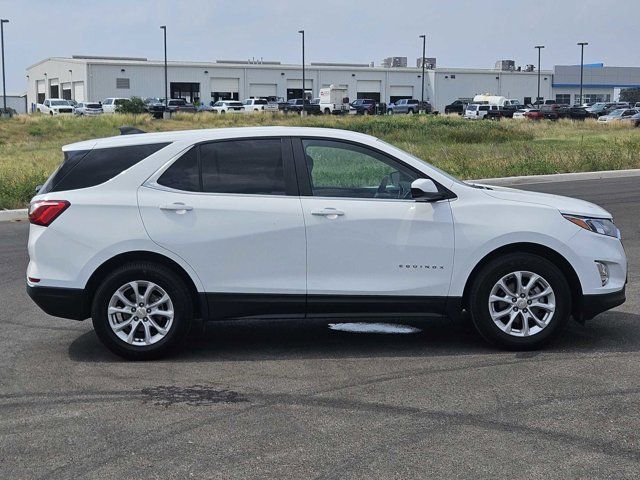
left=159, top=202, right=193, bottom=212
left=311, top=208, right=345, bottom=218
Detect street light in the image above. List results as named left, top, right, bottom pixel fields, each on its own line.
left=1, top=19, right=9, bottom=113
left=298, top=30, right=305, bottom=116
left=160, top=25, right=168, bottom=109
left=419, top=35, right=426, bottom=113
left=578, top=42, right=588, bottom=106
left=535, top=45, right=544, bottom=106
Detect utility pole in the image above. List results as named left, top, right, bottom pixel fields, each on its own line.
left=160, top=25, right=168, bottom=110
left=298, top=30, right=305, bottom=116
left=535, top=45, right=544, bottom=106
left=578, top=42, right=588, bottom=106
left=419, top=35, right=426, bottom=113
left=1, top=19, right=9, bottom=113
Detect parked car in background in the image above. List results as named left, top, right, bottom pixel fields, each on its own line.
left=523, top=109, right=543, bottom=120
left=242, top=98, right=269, bottom=112
left=539, top=104, right=563, bottom=120
left=387, top=99, right=432, bottom=114
left=66, top=100, right=78, bottom=108
left=319, top=85, right=349, bottom=114
left=166, top=98, right=197, bottom=113
left=37, top=99, right=74, bottom=115
left=622, top=111, right=640, bottom=127
left=444, top=99, right=470, bottom=115
left=557, top=105, right=589, bottom=120
left=211, top=100, right=244, bottom=114
left=585, top=102, right=613, bottom=118
left=26, top=126, right=627, bottom=359
left=283, top=98, right=321, bottom=115
left=349, top=98, right=377, bottom=115
left=512, top=107, right=534, bottom=119
left=602, top=102, right=631, bottom=116
left=635, top=102, right=640, bottom=109
left=101, top=98, right=129, bottom=114
left=597, top=108, right=639, bottom=123
left=74, top=102, right=103, bottom=116
left=264, top=97, right=286, bottom=112
left=464, top=103, right=499, bottom=119
left=142, top=98, right=167, bottom=118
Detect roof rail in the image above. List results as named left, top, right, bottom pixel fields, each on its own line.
left=119, top=126, right=147, bottom=135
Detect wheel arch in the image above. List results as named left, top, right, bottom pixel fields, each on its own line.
left=461, top=242, right=582, bottom=314
left=84, top=250, right=205, bottom=320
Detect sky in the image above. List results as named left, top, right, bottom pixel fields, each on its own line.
left=1, top=0, right=639, bottom=93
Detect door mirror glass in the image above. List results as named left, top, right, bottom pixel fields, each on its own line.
left=411, top=178, right=448, bottom=202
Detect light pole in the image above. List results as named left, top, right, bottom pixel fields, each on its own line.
left=298, top=30, right=305, bottom=116
left=578, top=42, right=588, bottom=106
left=535, top=45, right=544, bottom=106
left=1, top=19, right=9, bottom=113
left=160, top=25, right=168, bottom=109
left=419, top=34, right=426, bottom=113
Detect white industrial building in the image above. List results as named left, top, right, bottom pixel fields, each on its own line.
left=25, top=55, right=640, bottom=113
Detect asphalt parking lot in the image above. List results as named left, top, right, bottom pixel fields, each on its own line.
left=1, top=176, right=639, bottom=479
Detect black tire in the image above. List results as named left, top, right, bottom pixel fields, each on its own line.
left=468, top=253, right=571, bottom=350
left=408, top=108, right=414, bottom=114
left=91, top=262, right=193, bottom=360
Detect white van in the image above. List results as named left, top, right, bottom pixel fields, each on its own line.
left=319, top=85, right=349, bottom=114
left=464, top=104, right=499, bottom=119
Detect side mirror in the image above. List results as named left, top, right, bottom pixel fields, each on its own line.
left=35, top=184, right=43, bottom=194
left=411, top=178, right=450, bottom=202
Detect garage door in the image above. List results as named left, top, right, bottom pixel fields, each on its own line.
left=211, top=77, right=239, bottom=93
left=249, top=83, right=277, bottom=98
left=390, top=86, right=413, bottom=97
left=356, top=80, right=381, bottom=93
left=73, top=82, right=85, bottom=102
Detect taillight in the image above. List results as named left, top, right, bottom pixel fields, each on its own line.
left=28, top=200, right=70, bottom=226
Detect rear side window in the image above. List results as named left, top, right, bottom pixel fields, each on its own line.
left=201, top=139, right=285, bottom=195
left=157, top=148, right=200, bottom=192
left=41, top=143, right=170, bottom=193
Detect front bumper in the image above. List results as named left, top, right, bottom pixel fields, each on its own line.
left=26, top=284, right=89, bottom=320
left=575, top=286, right=626, bottom=322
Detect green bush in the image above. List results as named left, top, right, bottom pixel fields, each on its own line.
left=116, top=97, right=147, bottom=115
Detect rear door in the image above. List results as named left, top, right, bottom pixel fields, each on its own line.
left=293, top=137, right=454, bottom=317
left=138, top=137, right=307, bottom=319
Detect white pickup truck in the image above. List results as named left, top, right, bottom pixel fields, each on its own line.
left=319, top=85, right=349, bottom=114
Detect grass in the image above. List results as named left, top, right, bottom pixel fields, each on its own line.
left=1, top=113, right=639, bottom=209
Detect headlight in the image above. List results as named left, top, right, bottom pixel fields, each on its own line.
left=562, top=214, right=620, bottom=239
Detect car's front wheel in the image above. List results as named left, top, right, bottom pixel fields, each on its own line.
left=468, top=253, right=571, bottom=349
left=91, top=262, right=193, bottom=360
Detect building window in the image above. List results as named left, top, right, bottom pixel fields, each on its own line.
left=211, top=91, right=239, bottom=102
left=555, top=94, right=571, bottom=105
left=575, top=93, right=611, bottom=104
left=450, top=75, right=456, bottom=79
left=116, top=78, right=130, bottom=89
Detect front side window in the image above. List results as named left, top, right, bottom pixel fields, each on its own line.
left=302, top=139, right=417, bottom=200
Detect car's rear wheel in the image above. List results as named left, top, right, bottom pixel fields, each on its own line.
left=468, top=253, right=571, bottom=349
left=92, top=262, right=193, bottom=360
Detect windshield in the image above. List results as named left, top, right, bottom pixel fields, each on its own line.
left=51, top=100, right=69, bottom=106
left=609, top=109, right=625, bottom=117
left=225, top=102, right=243, bottom=107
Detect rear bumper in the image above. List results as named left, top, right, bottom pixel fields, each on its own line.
left=576, top=286, right=626, bottom=322
left=26, top=284, right=89, bottom=320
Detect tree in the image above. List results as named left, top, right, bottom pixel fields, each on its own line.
left=116, top=97, right=147, bottom=114
left=619, top=88, right=640, bottom=104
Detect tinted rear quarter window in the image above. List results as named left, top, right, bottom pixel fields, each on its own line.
left=42, top=143, right=170, bottom=193
left=157, top=148, right=200, bottom=192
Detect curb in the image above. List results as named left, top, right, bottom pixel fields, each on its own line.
left=0, top=208, right=28, bottom=222
left=1, top=168, right=639, bottom=223
left=473, top=168, right=640, bottom=186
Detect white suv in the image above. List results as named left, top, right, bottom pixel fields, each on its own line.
left=27, top=127, right=627, bottom=359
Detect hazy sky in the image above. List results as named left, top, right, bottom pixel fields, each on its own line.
left=1, top=0, right=639, bottom=92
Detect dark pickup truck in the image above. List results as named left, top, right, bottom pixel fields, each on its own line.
left=483, top=104, right=525, bottom=120
left=444, top=99, right=469, bottom=115
left=283, top=98, right=321, bottom=115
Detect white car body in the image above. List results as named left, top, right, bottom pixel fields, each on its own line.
left=26, top=127, right=627, bottom=358
left=211, top=100, right=244, bottom=114
left=101, top=97, right=129, bottom=114
left=242, top=98, right=268, bottom=112
left=464, top=103, right=499, bottom=119
left=37, top=99, right=74, bottom=115
left=597, top=108, right=639, bottom=123
left=74, top=102, right=103, bottom=116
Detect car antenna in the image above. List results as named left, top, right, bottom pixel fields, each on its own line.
left=119, top=126, right=147, bottom=135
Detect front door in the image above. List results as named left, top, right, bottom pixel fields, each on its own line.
left=294, top=138, right=455, bottom=317
left=138, top=137, right=306, bottom=319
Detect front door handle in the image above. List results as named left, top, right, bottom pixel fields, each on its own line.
left=159, top=202, right=193, bottom=213
left=311, top=208, right=345, bottom=218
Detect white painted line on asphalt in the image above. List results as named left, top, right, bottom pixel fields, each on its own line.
left=328, top=323, right=422, bottom=334
left=0, top=209, right=28, bottom=222
left=474, top=168, right=640, bottom=186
